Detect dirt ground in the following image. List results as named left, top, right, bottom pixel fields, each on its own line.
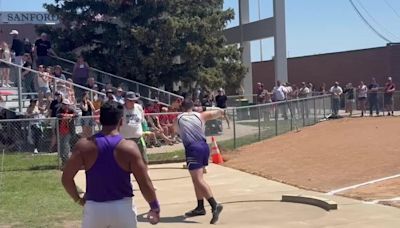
left=224, top=117, right=400, bottom=205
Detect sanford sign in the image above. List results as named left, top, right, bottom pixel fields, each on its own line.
left=0, top=12, right=59, bottom=25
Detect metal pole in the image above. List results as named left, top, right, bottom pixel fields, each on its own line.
left=313, top=97, right=317, bottom=123
left=232, top=109, right=237, bottom=149
left=323, top=96, right=326, bottom=118
left=17, top=67, right=22, bottom=113
left=290, top=101, right=293, bottom=131
left=56, top=119, right=61, bottom=169
left=275, top=104, right=278, bottom=136
left=257, top=106, right=261, bottom=141
left=302, top=100, right=305, bottom=127
left=136, top=83, right=139, bottom=93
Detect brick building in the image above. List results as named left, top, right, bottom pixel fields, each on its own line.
left=252, top=44, right=400, bottom=91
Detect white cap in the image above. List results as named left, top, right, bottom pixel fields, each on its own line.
left=388, top=76, right=392, bottom=81
left=10, top=30, right=19, bottom=35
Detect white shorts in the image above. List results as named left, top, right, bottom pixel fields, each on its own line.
left=82, top=197, right=137, bottom=228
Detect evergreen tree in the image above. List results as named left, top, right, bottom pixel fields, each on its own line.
left=38, top=0, right=246, bottom=92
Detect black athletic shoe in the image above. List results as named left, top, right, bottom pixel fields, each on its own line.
left=185, top=208, right=206, bottom=217
left=210, top=204, right=223, bottom=224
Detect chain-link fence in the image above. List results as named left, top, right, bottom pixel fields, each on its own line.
left=0, top=95, right=332, bottom=172
left=340, top=91, right=400, bottom=115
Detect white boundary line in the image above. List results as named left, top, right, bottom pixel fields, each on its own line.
left=326, top=173, right=400, bottom=195
left=363, top=197, right=400, bottom=205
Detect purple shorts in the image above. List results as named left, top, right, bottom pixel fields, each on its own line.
left=185, top=141, right=210, bottom=170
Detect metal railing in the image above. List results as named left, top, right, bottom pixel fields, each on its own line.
left=50, top=55, right=183, bottom=106
left=0, top=59, right=105, bottom=113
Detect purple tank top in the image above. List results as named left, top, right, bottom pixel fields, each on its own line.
left=85, top=133, right=133, bottom=202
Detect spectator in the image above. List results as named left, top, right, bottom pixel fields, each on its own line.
left=22, top=53, right=35, bottom=98
left=149, top=99, right=161, bottom=113
left=48, top=91, right=64, bottom=151
left=343, top=83, right=355, bottom=117
left=72, top=56, right=90, bottom=98
left=105, top=88, right=116, bottom=102
left=158, top=107, right=176, bottom=141
left=256, top=82, right=270, bottom=104
left=215, top=88, right=230, bottom=129
left=86, top=77, right=98, bottom=91
left=330, top=81, right=343, bottom=117
left=142, top=118, right=161, bottom=148
left=26, top=99, right=43, bottom=154
left=80, top=91, right=95, bottom=138
left=54, top=65, right=66, bottom=81
left=368, top=77, right=380, bottom=116
left=115, top=87, right=124, bottom=104
left=318, top=83, right=327, bottom=95
left=0, top=42, right=12, bottom=87
left=57, top=98, right=77, bottom=167
left=23, top=38, right=33, bottom=59
left=10, top=30, right=24, bottom=65
left=358, top=81, right=368, bottom=117
left=298, top=82, right=310, bottom=98
left=272, top=80, right=288, bottom=119
left=384, top=77, right=395, bottom=116
left=65, top=78, right=76, bottom=105
left=120, top=91, right=149, bottom=164
left=34, top=33, right=55, bottom=67
left=37, top=65, right=50, bottom=106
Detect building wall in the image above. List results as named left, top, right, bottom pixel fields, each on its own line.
left=0, top=24, right=40, bottom=45
left=252, top=45, right=400, bottom=92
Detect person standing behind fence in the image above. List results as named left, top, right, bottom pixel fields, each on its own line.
left=384, top=77, right=395, bottom=116
left=368, top=78, right=380, bottom=116
left=37, top=65, right=50, bottom=106
left=298, top=82, right=311, bottom=118
left=10, top=30, right=24, bottom=65
left=344, top=83, right=355, bottom=117
left=358, top=81, right=368, bottom=117
left=61, top=102, right=160, bottom=227
left=215, top=88, right=230, bottom=129
left=120, top=92, right=148, bottom=164
left=72, top=56, right=90, bottom=98
left=26, top=99, right=43, bottom=154
left=57, top=99, right=77, bottom=168
left=0, top=42, right=12, bottom=87
left=80, top=91, right=95, bottom=138
left=22, top=53, right=35, bottom=99
left=330, top=82, right=343, bottom=118
left=34, top=33, right=55, bottom=67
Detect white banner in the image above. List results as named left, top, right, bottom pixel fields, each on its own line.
left=0, top=12, right=59, bottom=25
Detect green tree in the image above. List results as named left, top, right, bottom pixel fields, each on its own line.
left=38, top=0, right=246, bottom=93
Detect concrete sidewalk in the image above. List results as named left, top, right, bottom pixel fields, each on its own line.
left=74, top=163, right=400, bottom=228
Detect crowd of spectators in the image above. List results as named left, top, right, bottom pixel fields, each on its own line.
left=255, top=77, right=396, bottom=118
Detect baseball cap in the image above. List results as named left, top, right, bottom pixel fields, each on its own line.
left=388, top=76, right=392, bottom=81
left=62, top=99, right=71, bottom=105
left=106, top=88, right=114, bottom=93
left=10, top=30, right=19, bottom=35
left=125, top=91, right=139, bottom=101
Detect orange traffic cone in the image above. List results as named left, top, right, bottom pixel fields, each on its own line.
left=211, top=136, right=224, bottom=164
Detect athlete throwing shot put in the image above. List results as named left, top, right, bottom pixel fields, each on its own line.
left=62, top=102, right=160, bottom=227
left=175, top=99, right=224, bottom=224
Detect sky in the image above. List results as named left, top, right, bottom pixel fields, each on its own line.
left=2, top=0, right=400, bottom=61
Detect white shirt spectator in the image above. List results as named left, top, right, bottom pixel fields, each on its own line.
left=298, top=86, right=310, bottom=98
left=119, top=103, right=144, bottom=139
left=273, top=85, right=287, bottom=101
left=330, top=86, right=343, bottom=99
left=358, top=85, right=368, bottom=98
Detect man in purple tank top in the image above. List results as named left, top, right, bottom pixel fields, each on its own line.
left=62, top=101, right=160, bottom=227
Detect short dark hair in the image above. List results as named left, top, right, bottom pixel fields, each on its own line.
left=181, top=99, right=194, bottom=111
left=100, top=101, right=123, bottom=126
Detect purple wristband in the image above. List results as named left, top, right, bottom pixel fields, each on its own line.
left=149, top=200, right=160, bottom=210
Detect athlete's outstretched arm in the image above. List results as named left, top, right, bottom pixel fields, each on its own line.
left=61, top=139, right=86, bottom=206
left=200, top=108, right=225, bottom=122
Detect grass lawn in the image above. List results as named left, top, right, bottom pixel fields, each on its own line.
left=0, top=170, right=81, bottom=228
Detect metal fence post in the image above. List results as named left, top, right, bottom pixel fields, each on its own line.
left=302, top=100, right=305, bottom=127
left=275, top=104, right=278, bottom=136
left=232, top=108, right=237, bottom=149
left=56, top=118, right=61, bottom=169
left=313, top=97, right=317, bottom=123
left=257, top=106, right=261, bottom=141
left=290, top=101, right=293, bottom=131
left=136, top=83, right=139, bottom=93
left=17, top=67, right=23, bottom=113
left=323, top=96, right=326, bottom=118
